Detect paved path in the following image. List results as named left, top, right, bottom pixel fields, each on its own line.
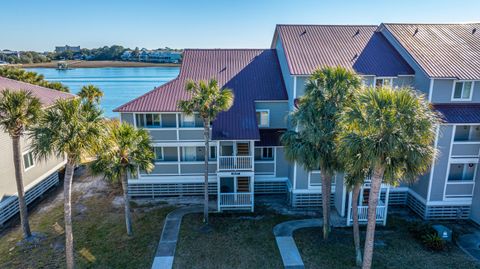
left=273, top=216, right=347, bottom=269
left=151, top=205, right=203, bottom=269
left=273, top=219, right=322, bottom=269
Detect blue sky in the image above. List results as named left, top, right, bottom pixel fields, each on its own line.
left=2, top=0, right=479, bottom=51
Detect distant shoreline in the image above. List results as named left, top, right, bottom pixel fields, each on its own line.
left=14, top=60, right=181, bottom=69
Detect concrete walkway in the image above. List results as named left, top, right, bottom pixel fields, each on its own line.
left=151, top=205, right=203, bottom=269
left=273, top=215, right=347, bottom=269
left=274, top=219, right=322, bottom=269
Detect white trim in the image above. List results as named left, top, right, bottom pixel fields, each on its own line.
left=293, top=162, right=297, bottom=189
left=307, top=170, right=321, bottom=190
left=451, top=80, right=474, bottom=101
left=374, top=76, right=395, bottom=87
left=293, top=76, right=297, bottom=99
left=22, top=150, right=35, bottom=171
left=428, top=79, right=434, bottom=102
left=443, top=125, right=456, bottom=201
left=273, top=147, right=277, bottom=177
left=427, top=125, right=440, bottom=202
left=256, top=109, right=270, bottom=127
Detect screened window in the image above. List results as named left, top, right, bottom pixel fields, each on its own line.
left=23, top=151, right=35, bottom=170
left=182, top=114, right=195, bottom=127
left=453, top=81, right=473, bottom=100
left=454, top=125, right=480, bottom=142
left=209, top=146, right=217, bottom=160
left=153, top=147, right=164, bottom=161
left=261, top=147, right=274, bottom=160
left=448, top=163, right=476, bottom=181
left=136, top=114, right=161, bottom=128
left=256, top=110, right=269, bottom=127
left=182, top=147, right=197, bottom=161
left=375, top=78, right=393, bottom=88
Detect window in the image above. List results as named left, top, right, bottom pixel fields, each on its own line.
left=153, top=147, right=163, bottom=161
left=182, top=147, right=197, bottom=161
left=452, top=81, right=473, bottom=101
left=136, top=114, right=161, bottom=128
left=454, top=125, right=480, bottom=142
left=182, top=114, right=195, bottom=127
left=261, top=147, right=273, bottom=160
left=23, top=151, right=35, bottom=170
left=256, top=110, right=269, bottom=127
left=209, top=146, right=217, bottom=160
left=375, top=77, right=394, bottom=88
left=448, top=163, right=476, bottom=181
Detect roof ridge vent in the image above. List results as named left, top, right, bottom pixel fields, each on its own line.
left=413, top=28, right=419, bottom=36
left=473, top=28, right=477, bottom=35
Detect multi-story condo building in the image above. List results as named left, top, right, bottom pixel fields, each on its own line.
left=115, top=23, right=480, bottom=226
left=0, top=77, right=75, bottom=226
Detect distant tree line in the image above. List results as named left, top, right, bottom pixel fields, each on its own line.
left=1, top=45, right=183, bottom=64
left=0, top=67, right=70, bottom=92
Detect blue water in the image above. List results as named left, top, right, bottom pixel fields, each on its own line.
left=27, top=67, right=180, bottom=118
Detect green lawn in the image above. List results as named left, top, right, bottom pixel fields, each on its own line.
left=175, top=210, right=480, bottom=269
left=1, top=184, right=478, bottom=269
left=0, top=180, right=174, bottom=269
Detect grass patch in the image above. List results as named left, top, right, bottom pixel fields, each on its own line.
left=174, top=207, right=297, bottom=269
left=0, top=191, right=174, bottom=268
left=295, top=217, right=480, bottom=269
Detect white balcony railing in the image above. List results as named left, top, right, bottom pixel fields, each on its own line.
left=219, top=193, right=253, bottom=208
left=349, top=205, right=387, bottom=223
left=218, top=156, right=253, bottom=171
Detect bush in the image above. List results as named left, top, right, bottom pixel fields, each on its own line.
left=408, top=221, right=436, bottom=240
left=422, top=233, right=446, bottom=251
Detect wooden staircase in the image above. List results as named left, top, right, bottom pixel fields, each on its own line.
left=236, top=143, right=250, bottom=156
left=237, top=177, right=250, bottom=192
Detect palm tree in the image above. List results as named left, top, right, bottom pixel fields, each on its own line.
left=78, top=85, right=103, bottom=104
left=343, top=167, right=369, bottom=266
left=0, top=90, right=41, bottom=239
left=338, top=86, right=439, bottom=269
left=281, top=66, right=361, bottom=240
left=30, top=98, right=104, bottom=269
left=91, top=121, right=154, bottom=235
left=178, top=79, right=234, bottom=224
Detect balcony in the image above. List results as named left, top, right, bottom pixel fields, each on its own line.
left=218, top=156, right=253, bottom=171
left=218, top=193, right=254, bottom=210
left=348, top=205, right=387, bottom=225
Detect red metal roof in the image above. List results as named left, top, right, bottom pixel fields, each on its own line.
left=115, top=49, right=288, bottom=140
left=0, top=76, right=75, bottom=107
left=384, top=23, right=480, bottom=80
left=273, top=24, right=413, bottom=76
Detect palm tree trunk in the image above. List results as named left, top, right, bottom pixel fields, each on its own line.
left=120, top=169, right=133, bottom=236
left=352, top=183, right=362, bottom=267
left=203, top=119, right=210, bottom=224
left=320, top=169, right=331, bottom=240
left=64, top=160, right=75, bottom=269
left=362, top=166, right=384, bottom=269
left=11, top=136, right=32, bottom=239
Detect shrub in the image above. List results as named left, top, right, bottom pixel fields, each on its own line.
left=422, top=233, right=446, bottom=251
left=408, top=221, right=436, bottom=240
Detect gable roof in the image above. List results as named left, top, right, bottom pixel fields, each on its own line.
left=272, top=24, right=413, bottom=76
left=0, top=76, right=75, bottom=107
left=383, top=23, right=480, bottom=80
left=115, top=49, right=288, bottom=140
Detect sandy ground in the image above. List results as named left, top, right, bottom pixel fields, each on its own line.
left=13, top=60, right=180, bottom=68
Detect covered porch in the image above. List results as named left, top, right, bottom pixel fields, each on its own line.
left=346, top=180, right=390, bottom=226
left=216, top=172, right=254, bottom=212
left=216, top=141, right=254, bottom=171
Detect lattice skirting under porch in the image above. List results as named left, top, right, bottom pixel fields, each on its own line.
left=0, top=172, right=59, bottom=226
left=290, top=193, right=336, bottom=208
left=129, top=179, right=288, bottom=198
left=406, top=192, right=471, bottom=220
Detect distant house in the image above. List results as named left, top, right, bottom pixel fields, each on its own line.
left=55, top=45, right=81, bottom=53
left=0, top=77, right=76, bottom=226
left=0, top=50, right=20, bottom=60
left=120, top=49, right=182, bottom=63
